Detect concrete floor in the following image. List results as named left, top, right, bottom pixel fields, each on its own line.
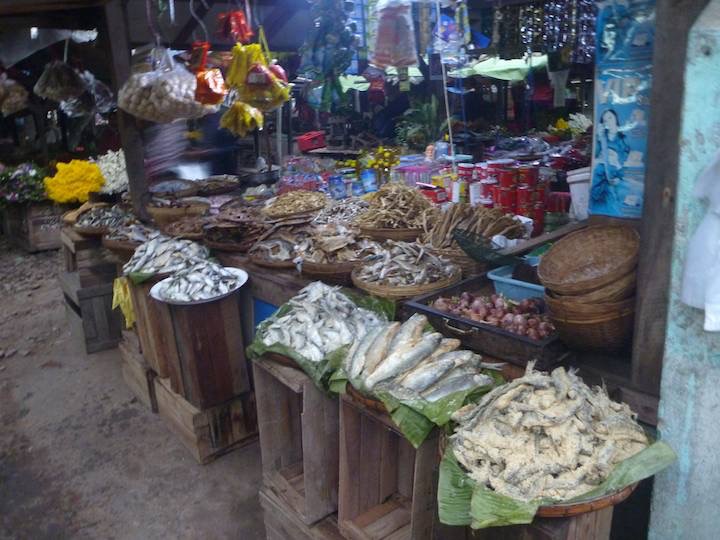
left=0, top=242, right=266, bottom=540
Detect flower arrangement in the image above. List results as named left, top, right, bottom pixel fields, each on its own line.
left=0, top=163, right=49, bottom=206
left=44, top=159, right=105, bottom=203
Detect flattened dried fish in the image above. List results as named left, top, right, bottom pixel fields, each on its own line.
left=123, top=236, right=209, bottom=275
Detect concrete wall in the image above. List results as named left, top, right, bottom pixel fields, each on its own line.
left=648, top=1, right=720, bottom=537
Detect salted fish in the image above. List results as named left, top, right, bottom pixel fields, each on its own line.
left=359, top=322, right=401, bottom=378
left=421, top=372, right=493, bottom=402
left=387, top=313, right=426, bottom=353
left=347, top=326, right=383, bottom=380
left=365, top=332, right=443, bottom=389
left=398, top=350, right=476, bottom=393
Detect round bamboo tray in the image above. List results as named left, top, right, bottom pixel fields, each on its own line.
left=249, top=253, right=295, bottom=269
left=545, top=294, right=636, bottom=320
left=538, top=225, right=640, bottom=295
left=351, top=266, right=462, bottom=300
left=300, top=260, right=357, bottom=285
left=537, top=483, right=638, bottom=518
left=148, top=179, right=198, bottom=198
left=359, top=226, right=423, bottom=242
left=557, top=270, right=636, bottom=304
left=347, top=384, right=387, bottom=414
left=551, top=309, right=635, bottom=351
left=102, top=237, right=140, bottom=260
left=73, top=225, right=108, bottom=237
left=146, top=203, right=210, bottom=227
left=432, top=247, right=487, bottom=278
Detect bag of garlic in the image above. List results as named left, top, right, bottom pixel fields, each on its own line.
left=118, top=47, right=218, bottom=123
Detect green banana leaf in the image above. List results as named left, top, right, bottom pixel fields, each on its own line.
left=246, top=287, right=394, bottom=392
left=438, top=440, right=676, bottom=529
left=127, top=271, right=156, bottom=285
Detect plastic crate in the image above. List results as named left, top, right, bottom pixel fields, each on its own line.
left=487, top=265, right=545, bottom=301
left=296, top=131, right=325, bottom=152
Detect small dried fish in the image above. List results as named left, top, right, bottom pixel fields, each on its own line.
left=249, top=223, right=313, bottom=262
left=203, top=207, right=269, bottom=250
left=354, top=240, right=459, bottom=287
left=105, top=223, right=161, bottom=244
left=313, top=198, right=369, bottom=225
left=263, top=191, right=327, bottom=218
left=76, top=205, right=134, bottom=229
left=294, top=224, right=383, bottom=265
left=123, top=236, right=209, bottom=275
left=154, top=260, right=243, bottom=302
left=355, top=183, right=434, bottom=229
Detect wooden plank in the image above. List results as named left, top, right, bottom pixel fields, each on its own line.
left=269, top=470, right=307, bottom=519
left=339, top=396, right=362, bottom=524
left=359, top=414, right=384, bottom=513
left=409, top=434, right=439, bottom=540
left=119, top=338, right=157, bottom=411
left=259, top=487, right=345, bottom=540
left=359, top=500, right=410, bottom=539
left=396, top=439, right=415, bottom=499
left=255, top=356, right=308, bottom=393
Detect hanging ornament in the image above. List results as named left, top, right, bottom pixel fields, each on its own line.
left=217, top=10, right=254, bottom=43
left=191, top=41, right=228, bottom=105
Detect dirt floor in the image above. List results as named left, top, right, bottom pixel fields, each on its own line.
left=0, top=240, right=265, bottom=540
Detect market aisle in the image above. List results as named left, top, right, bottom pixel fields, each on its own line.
left=0, top=241, right=265, bottom=540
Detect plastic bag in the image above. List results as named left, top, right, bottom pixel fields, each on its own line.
left=220, top=100, right=263, bottom=136
left=0, top=74, right=28, bottom=116
left=34, top=60, right=86, bottom=102
left=191, top=41, right=228, bottom=105
left=681, top=148, right=720, bottom=331
left=118, top=47, right=217, bottom=123
left=370, top=0, right=418, bottom=68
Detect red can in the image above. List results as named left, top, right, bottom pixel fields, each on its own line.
left=474, top=163, right=488, bottom=180
left=535, top=183, right=547, bottom=204
left=516, top=184, right=533, bottom=206
left=547, top=191, right=571, bottom=213
left=481, top=197, right=494, bottom=208
left=480, top=179, right=497, bottom=198
left=458, top=163, right=474, bottom=178
left=500, top=204, right=516, bottom=215
left=532, top=203, right=545, bottom=236
left=516, top=203, right=532, bottom=217
left=491, top=185, right=501, bottom=206
left=517, top=166, right=539, bottom=187
left=497, top=168, right=518, bottom=188
left=498, top=187, right=516, bottom=208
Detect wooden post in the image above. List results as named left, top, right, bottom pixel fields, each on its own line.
left=102, top=0, right=149, bottom=219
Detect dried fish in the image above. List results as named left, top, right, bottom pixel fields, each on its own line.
left=203, top=207, right=269, bottom=249
left=355, top=183, right=434, bottom=230
left=263, top=191, right=328, bottom=218
left=154, top=261, right=244, bottom=302
left=105, top=223, right=161, bottom=244
left=249, top=223, right=313, bottom=262
left=354, top=241, right=459, bottom=287
left=163, top=216, right=206, bottom=238
left=293, top=224, right=383, bottom=265
left=313, top=198, right=369, bottom=225
left=261, top=282, right=386, bottom=362
left=76, top=205, right=134, bottom=229
left=450, top=365, right=649, bottom=502
left=123, top=236, right=209, bottom=275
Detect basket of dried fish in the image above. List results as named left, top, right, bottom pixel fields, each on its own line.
left=161, top=215, right=206, bottom=240
left=195, top=174, right=240, bottom=196
left=248, top=222, right=313, bottom=269
left=74, top=204, right=134, bottom=236
left=354, top=183, right=435, bottom=241
left=312, top=198, right=369, bottom=225
left=148, top=178, right=198, bottom=198
left=262, top=190, right=328, bottom=220
left=102, top=223, right=161, bottom=261
left=202, top=207, right=269, bottom=253
left=351, top=241, right=462, bottom=300
left=146, top=197, right=211, bottom=227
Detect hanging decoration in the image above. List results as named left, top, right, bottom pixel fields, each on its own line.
left=217, top=1, right=254, bottom=44
left=371, top=0, right=418, bottom=68
left=191, top=41, right=228, bottom=105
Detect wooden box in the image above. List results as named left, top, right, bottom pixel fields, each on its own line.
left=163, top=292, right=251, bottom=409
left=119, top=330, right=157, bottom=411
left=2, top=201, right=67, bottom=252
left=60, top=271, right=122, bottom=353
left=61, top=227, right=118, bottom=287
left=253, top=357, right=339, bottom=525
left=154, top=376, right=258, bottom=465
left=338, top=394, right=440, bottom=540
left=260, top=486, right=344, bottom=540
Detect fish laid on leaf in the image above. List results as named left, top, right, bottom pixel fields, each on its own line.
left=450, top=364, right=649, bottom=502
left=154, top=261, right=243, bottom=302
left=354, top=241, right=459, bottom=287
left=261, top=282, right=385, bottom=362
left=123, top=236, right=209, bottom=275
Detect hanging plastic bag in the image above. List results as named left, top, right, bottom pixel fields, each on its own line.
left=0, top=74, right=29, bottom=116
left=681, top=148, right=720, bottom=331
left=220, top=100, right=264, bottom=136
left=236, top=29, right=290, bottom=112
left=190, top=41, right=228, bottom=105
left=118, top=47, right=217, bottom=123
left=370, top=0, right=418, bottom=68
left=217, top=10, right=254, bottom=43
left=60, top=71, right=115, bottom=118
left=33, top=60, right=86, bottom=102
left=226, top=43, right=265, bottom=89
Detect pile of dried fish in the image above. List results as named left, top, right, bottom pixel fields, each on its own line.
left=249, top=223, right=313, bottom=262
left=294, top=224, right=383, bottom=264
left=76, top=205, right=134, bottom=230
left=163, top=216, right=206, bottom=238
left=346, top=314, right=500, bottom=400
left=450, top=365, right=649, bottom=502
left=355, top=183, right=433, bottom=230
left=422, top=205, right=525, bottom=250
left=261, top=282, right=385, bottom=362
left=263, top=191, right=327, bottom=218
left=313, top=198, right=369, bottom=225
left=123, top=236, right=209, bottom=275
left=153, top=260, right=243, bottom=302
left=203, top=207, right=268, bottom=249
left=354, top=241, right=459, bottom=287
left=105, top=223, right=160, bottom=244
left=148, top=196, right=210, bottom=208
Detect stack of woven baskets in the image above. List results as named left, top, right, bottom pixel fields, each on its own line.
left=537, top=225, right=639, bottom=351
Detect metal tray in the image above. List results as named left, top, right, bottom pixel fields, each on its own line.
left=404, top=274, right=567, bottom=370
left=149, top=267, right=249, bottom=306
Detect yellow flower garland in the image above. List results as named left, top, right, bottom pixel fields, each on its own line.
left=44, top=160, right=105, bottom=203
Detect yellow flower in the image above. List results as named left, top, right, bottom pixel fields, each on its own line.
left=555, top=118, right=570, bottom=131
left=44, top=160, right=105, bottom=203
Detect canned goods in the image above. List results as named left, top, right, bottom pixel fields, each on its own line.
left=480, top=197, right=494, bottom=208
left=487, top=159, right=515, bottom=170
left=497, top=168, right=518, bottom=188
left=458, top=163, right=475, bottom=178
left=534, top=183, right=547, bottom=204
left=516, top=204, right=532, bottom=217
left=532, top=204, right=545, bottom=236
left=474, top=163, right=488, bottom=181
left=491, top=185, right=501, bottom=206
left=516, top=185, right=532, bottom=205
left=480, top=179, right=497, bottom=198
left=498, top=187, right=516, bottom=207
left=517, top=166, right=539, bottom=187
left=469, top=182, right=482, bottom=206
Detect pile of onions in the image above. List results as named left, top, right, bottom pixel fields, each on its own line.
left=431, top=293, right=555, bottom=341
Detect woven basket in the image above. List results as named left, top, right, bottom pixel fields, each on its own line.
left=556, top=270, right=636, bottom=304
left=432, top=247, right=487, bottom=278
left=300, top=260, right=357, bottom=285
left=551, top=309, right=635, bottom=351
left=351, top=266, right=462, bottom=300
left=249, top=253, right=295, bottom=269
left=73, top=225, right=108, bottom=237
left=545, top=294, right=635, bottom=320
left=538, top=225, right=640, bottom=295
left=204, top=240, right=250, bottom=253
left=537, top=483, right=638, bottom=518
left=359, top=226, right=423, bottom=242
left=146, top=203, right=210, bottom=227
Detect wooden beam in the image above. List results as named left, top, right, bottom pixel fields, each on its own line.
left=101, top=0, right=149, bottom=219
left=631, top=0, right=711, bottom=395
left=0, top=0, right=105, bottom=16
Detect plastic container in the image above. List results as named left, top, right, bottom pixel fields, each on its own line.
left=487, top=265, right=545, bottom=301
left=297, top=131, right=325, bottom=152
left=567, top=169, right=591, bottom=220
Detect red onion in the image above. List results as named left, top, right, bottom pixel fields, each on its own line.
left=527, top=328, right=539, bottom=340
left=501, top=313, right=515, bottom=326
left=486, top=316, right=500, bottom=326
left=527, top=318, right=539, bottom=328
left=513, top=314, right=525, bottom=325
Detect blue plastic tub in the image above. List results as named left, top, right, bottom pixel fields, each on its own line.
left=253, top=298, right=279, bottom=328
left=487, top=265, right=545, bottom=301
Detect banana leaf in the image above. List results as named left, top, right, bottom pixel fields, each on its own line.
left=438, top=440, right=676, bottom=529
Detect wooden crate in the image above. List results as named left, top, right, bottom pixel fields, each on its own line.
left=260, top=486, right=344, bottom=540
left=119, top=330, right=157, bottom=411
left=253, top=357, right=339, bottom=525
left=2, top=201, right=67, bottom=252
left=338, top=394, right=441, bottom=540
left=163, top=292, right=251, bottom=409
left=154, top=376, right=258, bottom=465
left=128, top=278, right=180, bottom=386
left=61, top=227, right=118, bottom=286
left=471, top=509, right=613, bottom=540
left=60, top=271, right=122, bottom=353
